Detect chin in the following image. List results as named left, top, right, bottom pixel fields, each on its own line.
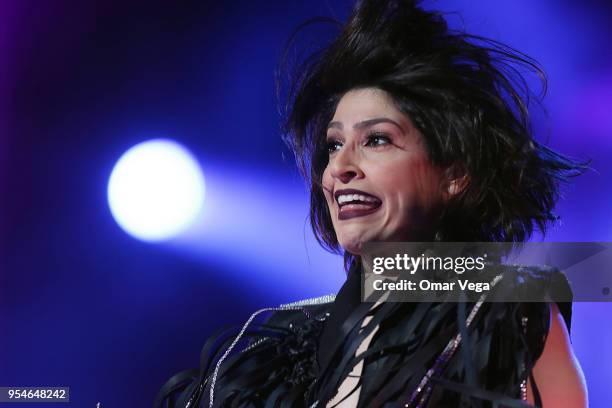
left=338, top=232, right=375, bottom=255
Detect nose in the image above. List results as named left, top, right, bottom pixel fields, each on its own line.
left=329, top=145, right=364, bottom=184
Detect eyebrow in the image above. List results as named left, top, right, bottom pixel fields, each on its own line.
left=327, top=117, right=405, bottom=132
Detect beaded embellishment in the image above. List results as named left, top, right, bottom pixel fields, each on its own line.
left=520, top=315, right=529, bottom=401
left=208, top=293, right=336, bottom=408
left=404, top=273, right=504, bottom=407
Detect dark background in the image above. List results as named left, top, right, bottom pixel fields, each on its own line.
left=1, top=0, right=611, bottom=406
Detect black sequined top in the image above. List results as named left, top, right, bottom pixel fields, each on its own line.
left=155, top=262, right=572, bottom=408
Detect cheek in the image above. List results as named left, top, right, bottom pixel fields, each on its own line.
left=321, top=168, right=335, bottom=208
left=379, top=157, right=443, bottom=205
left=322, top=166, right=332, bottom=186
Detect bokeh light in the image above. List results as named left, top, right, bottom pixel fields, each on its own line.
left=107, top=139, right=205, bottom=241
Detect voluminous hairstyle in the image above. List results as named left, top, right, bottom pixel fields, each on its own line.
left=279, top=0, right=586, bottom=271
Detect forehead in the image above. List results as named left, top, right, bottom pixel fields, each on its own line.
left=332, top=87, right=405, bottom=123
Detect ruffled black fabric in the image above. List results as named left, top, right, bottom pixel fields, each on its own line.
left=155, top=262, right=572, bottom=408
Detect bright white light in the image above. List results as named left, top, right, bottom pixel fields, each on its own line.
left=107, top=139, right=205, bottom=242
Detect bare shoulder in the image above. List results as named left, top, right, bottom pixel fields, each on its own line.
left=527, top=302, right=588, bottom=407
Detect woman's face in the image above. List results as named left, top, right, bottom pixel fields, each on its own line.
left=322, top=87, right=447, bottom=255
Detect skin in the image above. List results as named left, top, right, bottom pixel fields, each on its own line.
left=323, top=87, right=588, bottom=407
left=322, top=87, right=448, bottom=255
left=526, top=302, right=588, bottom=407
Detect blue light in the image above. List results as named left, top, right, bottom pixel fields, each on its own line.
left=107, top=139, right=205, bottom=242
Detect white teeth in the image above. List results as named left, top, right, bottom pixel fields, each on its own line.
left=337, top=194, right=378, bottom=205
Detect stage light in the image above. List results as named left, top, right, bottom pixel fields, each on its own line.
left=107, top=139, right=205, bottom=242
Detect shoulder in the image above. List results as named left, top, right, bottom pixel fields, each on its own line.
left=488, top=264, right=574, bottom=354
left=263, top=295, right=335, bottom=328
left=245, top=294, right=335, bottom=351
left=154, top=294, right=336, bottom=407
left=494, top=264, right=573, bottom=330
left=476, top=265, right=586, bottom=406
left=498, top=265, right=586, bottom=406
left=500, top=263, right=572, bottom=295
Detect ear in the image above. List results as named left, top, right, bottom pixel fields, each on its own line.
left=443, top=165, right=469, bottom=199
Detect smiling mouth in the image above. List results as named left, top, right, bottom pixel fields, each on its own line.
left=334, top=189, right=382, bottom=220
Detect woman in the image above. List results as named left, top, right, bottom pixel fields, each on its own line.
left=156, top=0, right=588, bottom=406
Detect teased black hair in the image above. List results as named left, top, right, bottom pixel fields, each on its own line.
left=278, top=0, right=587, bottom=272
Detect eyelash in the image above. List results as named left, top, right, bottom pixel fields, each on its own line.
left=365, top=133, right=391, bottom=147
left=326, top=132, right=391, bottom=154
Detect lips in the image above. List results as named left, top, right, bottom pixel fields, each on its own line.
left=333, top=188, right=382, bottom=220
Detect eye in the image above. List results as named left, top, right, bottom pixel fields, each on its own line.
left=365, top=133, right=391, bottom=147
left=326, top=139, right=343, bottom=154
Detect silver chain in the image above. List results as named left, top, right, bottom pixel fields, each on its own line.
left=208, top=294, right=336, bottom=408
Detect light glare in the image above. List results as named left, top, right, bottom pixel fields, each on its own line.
left=107, top=139, right=205, bottom=241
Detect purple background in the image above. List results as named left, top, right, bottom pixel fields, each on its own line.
left=1, top=0, right=610, bottom=406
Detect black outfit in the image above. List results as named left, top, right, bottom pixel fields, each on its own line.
left=155, top=262, right=572, bottom=408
